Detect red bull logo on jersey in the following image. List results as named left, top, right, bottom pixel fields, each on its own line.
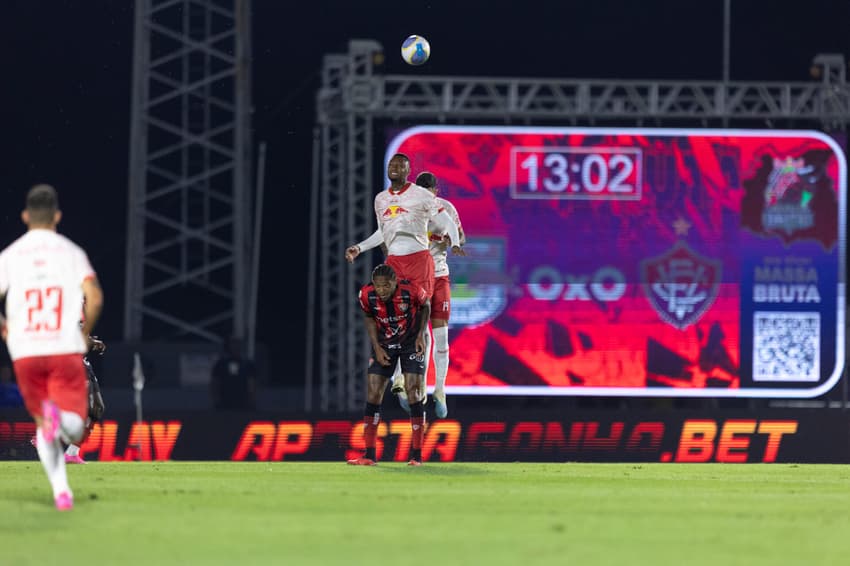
left=383, top=205, right=409, bottom=218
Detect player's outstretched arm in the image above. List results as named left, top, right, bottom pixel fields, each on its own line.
left=345, top=228, right=384, bottom=263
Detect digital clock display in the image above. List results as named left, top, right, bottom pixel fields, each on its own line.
left=511, top=147, right=642, bottom=200
left=384, top=126, right=845, bottom=398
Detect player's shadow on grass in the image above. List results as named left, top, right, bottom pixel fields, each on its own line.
left=0, top=489, right=95, bottom=514
left=378, top=463, right=491, bottom=476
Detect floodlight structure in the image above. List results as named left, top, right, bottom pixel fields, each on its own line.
left=125, top=0, right=254, bottom=344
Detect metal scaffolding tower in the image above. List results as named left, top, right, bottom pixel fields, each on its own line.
left=309, top=40, right=850, bottom=412
left=307, top=41, right=382, bottom=412
left=125, top=0, right=253, bottom=343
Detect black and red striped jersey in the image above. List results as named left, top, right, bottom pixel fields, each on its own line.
left=358, top=279, right=427, bottom=345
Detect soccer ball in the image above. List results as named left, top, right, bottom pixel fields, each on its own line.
left=401, top=35, right=430, bottom=66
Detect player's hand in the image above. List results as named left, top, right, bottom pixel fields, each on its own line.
left=91, top=391, right=106, bottom=421
left=451, top=245, right=466, bottom=256
left=415, top=334, right=426, bottom=355
left=88, top=336, right=106, bottom=355
left=344, top=245, right=361, bottom=264
left=374, top=347, right=391, bottom=367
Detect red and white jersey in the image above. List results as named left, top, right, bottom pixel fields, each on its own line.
left=0, top=229, right=95, bottom=360
left=374, top=183, right=441, bottom=252
left=358, top=279, right=427, bottom=346
left=428, top=197, right=463, bottom=277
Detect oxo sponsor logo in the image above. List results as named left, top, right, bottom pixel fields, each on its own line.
left=526, top=265, right=626, bottom=302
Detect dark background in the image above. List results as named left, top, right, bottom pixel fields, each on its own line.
left=0, top=0, right=848, bottom=386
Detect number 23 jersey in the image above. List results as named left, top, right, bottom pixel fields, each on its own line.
left=0, top=229, right=96, bottom=360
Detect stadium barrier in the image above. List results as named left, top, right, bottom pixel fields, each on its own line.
left=2, top=408, right=849, bottom=463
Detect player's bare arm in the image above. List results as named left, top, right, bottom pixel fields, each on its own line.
left=346, top=228, right=384, bottom=263
left=81, top=276, right=104, bottom=340
left=363, top=314, right=390, bottom=366
left=415, top=300, right=432, bottom=355
left=89, top=370, right=106, bottom=421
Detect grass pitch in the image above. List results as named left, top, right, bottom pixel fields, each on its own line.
left=1, top=461, right=849, bottom=565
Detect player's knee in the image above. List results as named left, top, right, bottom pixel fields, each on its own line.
left=60, top=411, right=86, bottom=443
left=404, top=379, right=426, bottom=403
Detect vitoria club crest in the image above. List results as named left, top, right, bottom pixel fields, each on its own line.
left=640, top=241, right=722, bottom=330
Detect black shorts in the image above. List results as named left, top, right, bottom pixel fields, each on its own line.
left=368, top=339, right=425, bottom=378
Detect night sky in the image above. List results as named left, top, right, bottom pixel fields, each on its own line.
left=0, top=0, right=848, bottom=384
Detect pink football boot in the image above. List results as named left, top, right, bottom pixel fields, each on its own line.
left=54, top=492, right=73, bottom=511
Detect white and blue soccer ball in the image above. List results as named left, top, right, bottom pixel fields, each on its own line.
left=401, top=35, right=430, bottom=66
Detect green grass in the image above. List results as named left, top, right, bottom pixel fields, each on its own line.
left=1, top=462, right=849, bottom=565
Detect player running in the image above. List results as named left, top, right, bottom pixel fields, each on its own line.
left=348, top=264, right=431, bottom=466
left=0, top=184, right=104, bottom=510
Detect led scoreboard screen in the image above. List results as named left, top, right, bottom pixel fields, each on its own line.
left=385, top=126, right=846, bottom=398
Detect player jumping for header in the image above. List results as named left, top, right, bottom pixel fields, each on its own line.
left=345, top=154, right=463, bottom=410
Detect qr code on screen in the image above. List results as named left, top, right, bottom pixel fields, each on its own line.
left=753, top=312, right=820, bottom=382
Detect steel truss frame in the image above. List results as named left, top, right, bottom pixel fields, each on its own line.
left=309, top=40, right=849, bottom=411
left=125, top=0, right=253, bottom=343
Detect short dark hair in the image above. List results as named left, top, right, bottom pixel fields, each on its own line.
left=26, top=184, right=59, bottom=224
left=415, top=171, right=437, bottom=189
left=391, top=153, right=410, bottom=164
left=372, top=263, right=396, bottom=280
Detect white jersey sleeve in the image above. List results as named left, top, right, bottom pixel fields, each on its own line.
left=429, top=197, right=464, bottom=277
left=0, top=230, right=95, bottom=360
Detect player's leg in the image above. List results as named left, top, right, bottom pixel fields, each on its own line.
left=43, top=355, right=88, bottom=508
left=47, top=354, right=88, bottom=445
left=14, top=356, right=73, bottom=510
left=66, top=361, right=103, bottom=464
left=348, top=351, right=395, bottom=466
left=390, top=360, right=403, bottom=394
left=431, top=276, right=451, bottom=418
left=64, top=416, right=95, bottom=463
left=385, top=253, right=414, bottom=404
left=65, top=441, right=83, bottom=462
left=388, top=250, right=435, bottom=413
left=401, top=344, right=427, bottom=466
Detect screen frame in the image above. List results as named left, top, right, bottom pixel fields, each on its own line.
left=385, top=125, right=846, bottom=399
